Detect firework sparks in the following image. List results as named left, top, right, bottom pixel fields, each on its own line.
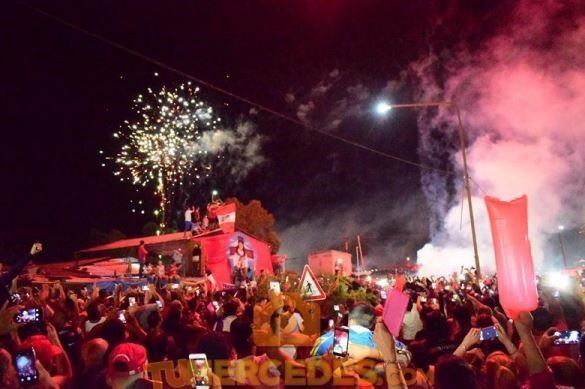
left=111, top=82, right=222, bottom=228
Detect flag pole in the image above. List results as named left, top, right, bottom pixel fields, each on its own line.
left=357, top=235, right=365, bottom=271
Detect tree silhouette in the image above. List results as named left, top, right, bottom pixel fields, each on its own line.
left=226, top=197, right=280, bottom=254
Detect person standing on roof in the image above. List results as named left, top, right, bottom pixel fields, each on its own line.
left=184, top=206, right=193, bottom=237
left=137, top=240, right=148, bottom=278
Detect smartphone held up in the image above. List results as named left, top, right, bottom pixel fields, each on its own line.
left=14, top=308, right=43, bottom=324
left=480, top=326, right=498, bottom=341
left=189, top=353, right=210, bottom=389
left=332, top=326, right=349, bottom=357
left=14, top=348, right=39, bottom=386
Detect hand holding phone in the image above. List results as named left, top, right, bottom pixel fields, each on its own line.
left=14, top=348, right=39, bottom=385
left=14, top=308, right=43, bottom=324
left=189, top=353, right=210, bottom=389
left=269, top=281, right=281, bottom=294
left=332, top=326, right=349, bottom=357
left=554, top=330, right=580, bottom=345
left=480, top=326, right=498, bottom=341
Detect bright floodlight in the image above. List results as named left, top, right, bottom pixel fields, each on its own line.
left=212, top=190, right=218, bottom=196
left=376, top=278, right=389, bottom=288
left=547, top=272, right=569, bottom=290
left=375, top=101, right=392, bottom=115
left=558, top=225, right=565, bottom=231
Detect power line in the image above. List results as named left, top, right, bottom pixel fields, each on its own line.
left=16, top=0, right=451, bottom=175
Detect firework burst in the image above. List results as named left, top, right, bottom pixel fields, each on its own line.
left=111, top=82, right=222, bottom=229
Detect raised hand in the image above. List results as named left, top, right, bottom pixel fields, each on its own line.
left=30, top=242, right=43, bottom=255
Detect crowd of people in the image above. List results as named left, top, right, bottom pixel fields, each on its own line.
left=0, top=243, right=584, bottom=388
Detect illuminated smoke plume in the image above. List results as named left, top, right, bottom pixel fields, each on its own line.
left=414, top=0, right=585, bottom=275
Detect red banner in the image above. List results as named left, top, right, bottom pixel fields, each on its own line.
left=485, top=195, right=538, bottom=319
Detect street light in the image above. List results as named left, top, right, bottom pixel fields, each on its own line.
left=376, top=100, right=482, bottom=279
left=375, top=101, right=392, bottom=115
left=558, top=225, right=568, bottom=268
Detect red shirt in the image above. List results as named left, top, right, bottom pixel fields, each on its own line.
left=138, top=245, right=148, bottom=262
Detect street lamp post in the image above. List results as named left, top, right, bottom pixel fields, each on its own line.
left=377, top=101, right=482, bottom=279
left=558, top=225, right=568, bottom=268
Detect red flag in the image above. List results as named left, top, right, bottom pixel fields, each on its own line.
left=383, top=290, right=410, bottom=337
left=394, top=274, right=406, bottom=292
left=216, top=203, right=236, bottom=233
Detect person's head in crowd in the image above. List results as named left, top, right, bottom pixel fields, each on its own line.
left=146, top=310, right=162, bottom=331
left=531, top=307, right=555, bottom=334
left=163, top=303, right=183, bottom=332
left=144, top=331, right=168, bottom=363
left=547, top=356, right=583, bottom=388
left=452, top=305, right=473, bottom=329
left=87, top=300, right=103, bottom=322
left=243, top=303, right=254, bottom=322
left=187, top=296, right=198, bottom=312
left=435, top=355, right=479, bottom=389
left=100, top=318, right=128, bottom=354
left=180, top=326, right=207, bottom=359
left=483, top=351, right=519, bottom=389
left=18, top=321, right=44, bottom=341
left=82, top=338, right=109, bottom=369
left=476, top=313, right=493, bottom=328
left=106, top=343, right=149, bottom=389
left=348, top=302, right=376, bottom=330
left=222, top=300, right=238, bottom=317
left=477, top=306, right=492, bottom=317
left=345, top=298, right=355, bottom=312
left=462, top=348, right=486, bottom=378
left=231, top=317, right=254, bottom=357
left=489, top=364, right=519, bottom=389
left=423, top=310, right=450, bottom=341
left=169, top=291, right=182, bottom=303
left=408, top=340, right=431, bottom=372
left=195, top=332, right=231, bottom=366
left=0, top=348, right=19, bottom=387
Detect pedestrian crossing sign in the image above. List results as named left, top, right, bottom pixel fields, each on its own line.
left=299, top=265, right=326, bottom=301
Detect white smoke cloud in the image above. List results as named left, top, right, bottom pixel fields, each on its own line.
left=279, top=191, right=427, bottom=267
left=198, top=121, right=265, bottom=180
left=414, top=1, right=585, bottom=275
left=296, top=101, right=315, bottom=122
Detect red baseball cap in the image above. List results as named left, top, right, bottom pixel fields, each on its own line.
left=107, top=343, right=147, bottom=378
left=20, top=335, right=62, bottom=369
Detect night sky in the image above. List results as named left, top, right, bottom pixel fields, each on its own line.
left=0, top=1, right=514, bottom=264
